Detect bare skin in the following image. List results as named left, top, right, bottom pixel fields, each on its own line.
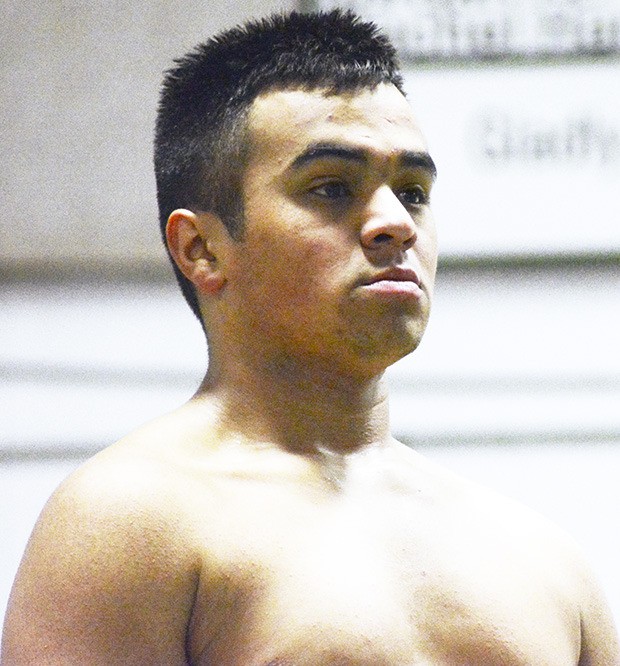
left=2, top=85, right=618, bottom=665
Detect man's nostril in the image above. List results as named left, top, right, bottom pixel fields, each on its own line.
left=373, top=233, right=393, bottom=244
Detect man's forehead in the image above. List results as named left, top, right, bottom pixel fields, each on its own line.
left=249, top=83, right=414, bottom=124
left=246, top=84, right=427, bottom=162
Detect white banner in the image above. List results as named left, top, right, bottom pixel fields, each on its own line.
left=315, top=0, right=620, bottom=60
left=403, top=61, right=620, bottom=257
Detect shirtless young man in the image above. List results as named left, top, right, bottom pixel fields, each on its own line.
left=2, top=10, right=618, bottom=665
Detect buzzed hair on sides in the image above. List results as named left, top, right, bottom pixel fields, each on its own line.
left=154, top=9, right=404, bottom=320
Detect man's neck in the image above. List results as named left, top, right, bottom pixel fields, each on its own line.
left=196, top=351, right=392, bottom=456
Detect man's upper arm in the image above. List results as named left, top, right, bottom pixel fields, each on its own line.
left=1, top=464, right=199, bottom=665
left=578, top=563, right=620, bottom=666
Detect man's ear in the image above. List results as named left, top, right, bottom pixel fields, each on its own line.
left=165, top=209, right=227, bottom=296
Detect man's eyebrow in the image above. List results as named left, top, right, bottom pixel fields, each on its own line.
left=289, top=142, right=437, bottom=180
left=401, top=151, right=437, bottom=180
left=290, top=143, right=368, bottom=169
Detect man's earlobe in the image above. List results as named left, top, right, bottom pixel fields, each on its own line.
left=165, top=209, right=227, bottom=296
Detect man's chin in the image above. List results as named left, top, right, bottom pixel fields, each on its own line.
left=346, top=333, right=426, bottom=377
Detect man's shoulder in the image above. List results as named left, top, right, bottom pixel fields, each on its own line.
left=16, top=400, right=230, bottom=585
left=393, top=443, right=586, bottom=574
left=2, top=411, right=206, bottom=665
left=49, top=444, right=186, bottom=535
left=22, top=426, right=201, bottom=586
left=49, top=402, right=223, bottom=528
left=390, top=444, right=619, bottom=664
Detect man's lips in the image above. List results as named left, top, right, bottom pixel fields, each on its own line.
left=364, top=267, right=421, bottom=286
left=359, top=267, right=423, bottom=298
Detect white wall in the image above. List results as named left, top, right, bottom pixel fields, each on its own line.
left=1, top=0, right=293, bottom=266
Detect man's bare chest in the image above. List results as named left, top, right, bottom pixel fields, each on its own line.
left=184, top=486, right=580, bottom=666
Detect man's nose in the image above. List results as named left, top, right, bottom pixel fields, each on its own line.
left=359, top=187, right=417, bottom=252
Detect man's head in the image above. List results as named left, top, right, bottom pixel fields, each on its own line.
left=154, top=9, right=405, bottom=319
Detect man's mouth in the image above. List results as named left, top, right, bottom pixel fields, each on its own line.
left=364, top=267, right=421, bottom=286
left=360, top=267, right=423, bottom=298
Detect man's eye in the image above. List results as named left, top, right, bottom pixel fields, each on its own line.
left=398, top=184, right=429, bottom=206
left=311, top=181, right=350, bottom=199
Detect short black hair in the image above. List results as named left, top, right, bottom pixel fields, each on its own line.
left=154, top=9, right=404, bottom=320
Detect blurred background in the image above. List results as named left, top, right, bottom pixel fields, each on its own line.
left=1, top=0, right=619, bottom=630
